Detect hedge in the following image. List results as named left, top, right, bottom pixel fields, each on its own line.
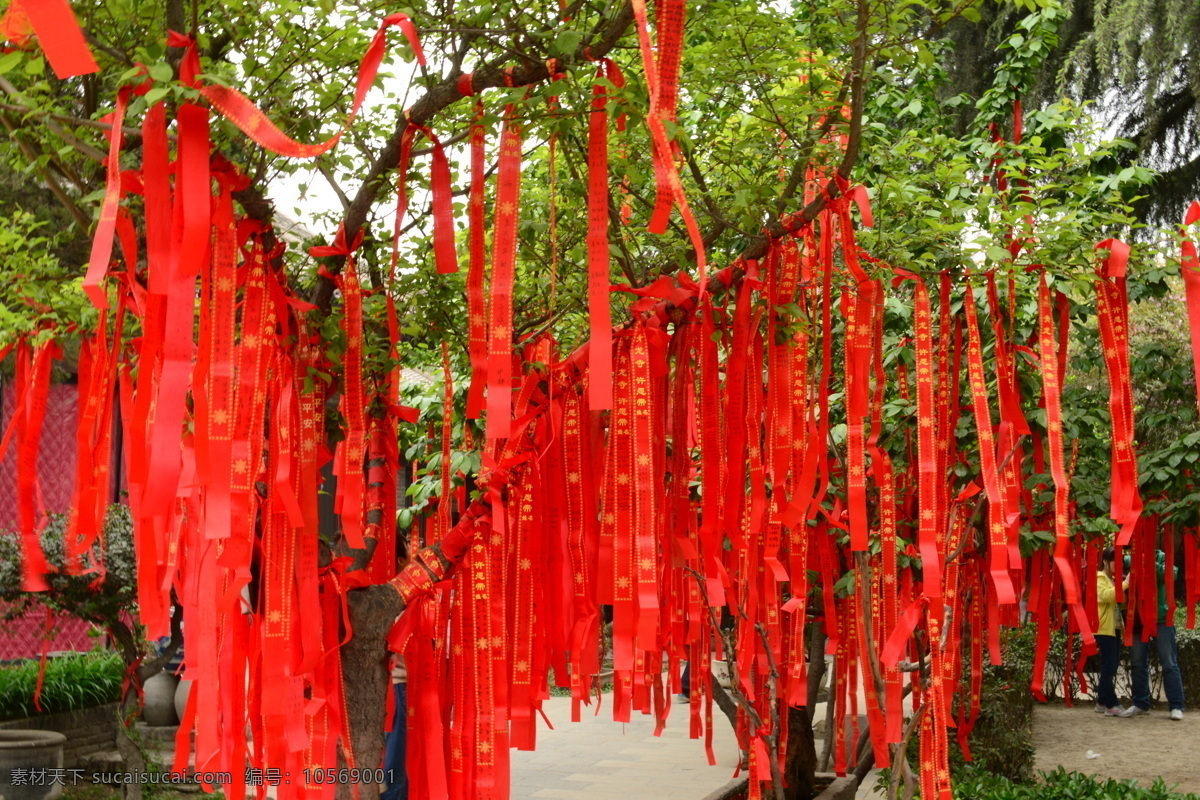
left=0, top=649, right=123, bottom=721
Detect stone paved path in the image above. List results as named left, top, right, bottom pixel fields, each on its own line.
left=510, top=693, right=742, bottom=799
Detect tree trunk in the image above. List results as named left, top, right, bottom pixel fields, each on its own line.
left=335, top=584, right=403, bottom=800
left=782, top=619, right=825, bottom=800
left=115, top=697, right=146, bottom=800
left=783, top=705, right=818, bottom=800
left=805, top=620, right=827, bottom=725
left=818, top=653, right=835, bottom=773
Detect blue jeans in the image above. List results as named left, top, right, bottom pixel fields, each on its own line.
left=1095, top=634, right=1121, bottom=709
left=1131, top=624, right=1185, bottom=712
left=380, top=683, right=408, bottom=800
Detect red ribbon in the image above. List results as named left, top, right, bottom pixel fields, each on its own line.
left=627, top=0, right=708, bottom=289
left=412, top=125, right=460, bottom=275
left=484, top=107, right=524, bottom=442
left=962, top=276, right=1017, bottom=606
left=1180, top=202, right=1200, bottom=414
left=465, top=101, right=489, bottom=419
left=9, top=0, right=98, bottom=78
left=199, top=14, right=423, bottom=158
left=140, top=102, right=209, bottom=521
left=911, top=277, right=943, bottom=610
left=586, top=60, right=623, bottom=410
left=314, top=226, right=370, bottom=550
left=1095, top=238, right=1142, bottom=545
left=6, top=338, right=57, bottom=591
left=1036, top=274, right=1093, bottom=652
left=82, top=88, right=130, bottom=310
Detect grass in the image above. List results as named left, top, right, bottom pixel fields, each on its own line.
left=0, top=649, right=123, bottom=721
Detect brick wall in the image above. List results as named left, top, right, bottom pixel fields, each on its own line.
left=0, top=703, right=119, bottom=766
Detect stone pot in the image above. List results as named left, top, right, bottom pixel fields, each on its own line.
left=0, top=729, right=67, bottom=800
left=142, top=671, right=180, bottom=727
left=174, top=678, right=193, bottom=723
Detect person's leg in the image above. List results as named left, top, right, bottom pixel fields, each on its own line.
left=1096, top=635, right=1120, bottom=709
left=380, top=683, right=408, bottom=800
left=1130, top=634, right=1152, bottom=710
left=680, top=661, right=690, bottom=697
left=1155, top=624, right=1185, bottom=712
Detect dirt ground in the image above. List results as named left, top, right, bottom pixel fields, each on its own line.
left=1033, top=704, right=1200, bottom=794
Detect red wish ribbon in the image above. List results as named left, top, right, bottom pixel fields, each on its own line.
left=962, top=276, right=1017, bottom=606
left=312, top=226, right=370, bottom=549
left=585, top=59, right=623, bottom=411
left=1179, top=202, right=1200, bottom=414
left=464, top=101, right=489, bottom=419
left=1094, top=238, right=1141, bottom=545
left=82, top=87, right=130, bottom=310
left=199, top=14, right=423, bottom=158
left=1037, top=274, right=1093, bottom=652
left=411, top=124, right=460, bottom=275
left=627, top=0, right=708, bottom=290
left=11, top=337, right=58, bottom=592
left=7, top=0, right=98, bottom=78
left=485, top=106, right=524, bottom=442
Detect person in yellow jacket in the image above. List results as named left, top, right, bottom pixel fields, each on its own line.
left=1095, top=546, right=1129, bottom=716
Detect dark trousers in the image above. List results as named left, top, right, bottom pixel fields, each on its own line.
left=1131, top=624, right=1186, bottom=711
left=381, top=683, right=408, bottom=800
left=1095, top=634, right=1121, bottom=709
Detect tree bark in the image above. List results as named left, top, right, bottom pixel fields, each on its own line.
left=805, top=619, right=827, bottom=725
left=332, top=521, right=475, bottom=800
left=783, top=706, right=818, bottom=800
left=782, top=619, right=826, bottom=800
left=709, top=668, right=739, bottom=730
left=818, top=653, right=835, bottom=773
left=335, top=584, right=403, bottom=800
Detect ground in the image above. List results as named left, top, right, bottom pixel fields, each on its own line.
left=510, top=692, right=741, bottom=799
left=1032, top=704, right=1200, bottom=794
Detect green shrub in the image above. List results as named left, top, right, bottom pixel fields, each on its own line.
left=0, top=505, right=136, bottom=600
left=0, top=507, right=143, bottom=670
left=952, top=625, right=1037, bottom=783
left=879, top=625, right=1038, bottom=795
left=1176, top=611, right=1200, bottom=710
left=0, top=649, right=123, bottom=721
left=954, top=766, right=1200, bottom=800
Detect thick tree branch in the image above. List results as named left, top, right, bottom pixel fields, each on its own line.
left=83, top=30, right=134, bottom=66
left=317, top=160, right=352, bottom=212
left=774, top=85, right=850, bottom=217
left=744, top=0, right=869, bottom=261
left=310, top=0, right=637, bottom=311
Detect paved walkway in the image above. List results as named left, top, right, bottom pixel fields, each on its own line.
left=510, top=693, right=742, bottom=799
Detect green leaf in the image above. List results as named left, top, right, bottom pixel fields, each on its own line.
left=149, top=61, right=174, bottom=84
left=550, top=30, right=583, bottom=56
left=986, top=245, right=1011, bottom=263
left=0, top=51, right=23, bottom=75
left=143, top=86, right=170, bottom=107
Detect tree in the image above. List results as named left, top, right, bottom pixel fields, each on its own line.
left=0, top=507, right=184, bottom=799
left=1, top=2, right=1197, bottom=800
left=938, top=0, right=1200, bottom=224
